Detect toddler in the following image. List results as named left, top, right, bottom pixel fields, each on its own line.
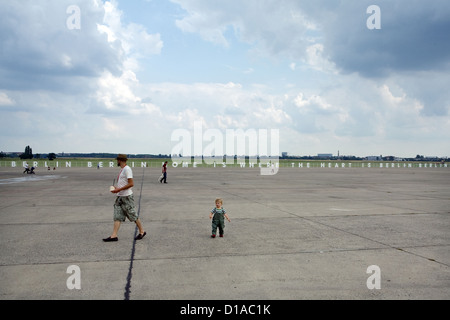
left=209, top=198, right=230, bottom=238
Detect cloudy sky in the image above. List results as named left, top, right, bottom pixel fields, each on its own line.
left=1, top=0, right=449, bottom=158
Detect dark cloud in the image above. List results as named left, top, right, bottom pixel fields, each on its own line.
left=0, top=0, right=122, bottom=91
left=173, top=0, right=450, bottom=76
left=315, top=0, right=450, bottom=77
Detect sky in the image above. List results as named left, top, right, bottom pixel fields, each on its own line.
left=1, top=0, right=449, bottom=158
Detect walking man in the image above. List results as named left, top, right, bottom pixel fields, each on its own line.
left=161, top=161, right=168, bottom=183
left=103, top=154, right=146, bottom=242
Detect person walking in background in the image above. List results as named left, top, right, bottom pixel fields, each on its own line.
left=161, top=161, right=168, bottom=183
left=103, top=154, right=146, bottom=242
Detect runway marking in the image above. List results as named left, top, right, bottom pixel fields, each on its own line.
left=124, top=167, right=146, bottom=301
left=329, top=208, right=354, bottom=212
left=0, top=175, right=66, bottom=185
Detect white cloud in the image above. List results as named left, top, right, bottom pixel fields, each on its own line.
left=0, top=92, right=14, bottom=106
left=167, top=108, right=207, bottom=129
left=303, top=44, right=336, bottom=73
left=96, top=70, right=140, bottom=111
left=172, top=0, right=315, bottom=59
left=253, top=104, right=292, bottom=125
left=99, top=1, right=163, bottom=63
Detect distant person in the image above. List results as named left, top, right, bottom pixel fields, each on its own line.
left=103, top=154, right=146, bottom=242
left=161, top=161, right=168, bottom=183
left=23, top=162, right=30, bottom=174
left=209, top=198, right=230, bottom=238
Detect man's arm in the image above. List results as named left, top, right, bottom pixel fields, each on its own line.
left=112, top=178, right=134, bottom=193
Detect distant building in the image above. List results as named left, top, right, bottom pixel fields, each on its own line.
left=366, top=155, right=382, bottom=161
left=282, top=152, right=288, bottom=158
left=318, top=153, right=333, bottom=159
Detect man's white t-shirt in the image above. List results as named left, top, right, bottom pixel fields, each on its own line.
left=117, top=165, right=133, bottom=196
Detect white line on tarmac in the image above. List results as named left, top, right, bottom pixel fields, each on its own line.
left=0, top=175, right=66, bottom=185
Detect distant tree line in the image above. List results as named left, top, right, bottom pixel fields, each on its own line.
left=0, top=146, right=56, bottom=160
left=0, top=146, right=447, bottom=162
left=280, top=154, right=448, bottom=162
left=57, top=153, right=170, bottom=159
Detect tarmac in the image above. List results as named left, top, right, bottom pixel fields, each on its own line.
left=0, top=164, right=449, bottom=301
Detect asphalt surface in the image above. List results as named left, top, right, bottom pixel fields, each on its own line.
left=0, top=165, right=449, bottom=301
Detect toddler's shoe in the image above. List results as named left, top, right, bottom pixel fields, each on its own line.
left=219, top=234, right=223, bottom=237
left=211, top=234, right=216, bottom=238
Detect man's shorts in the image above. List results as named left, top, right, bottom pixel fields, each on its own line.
left=113, top=195, right=138, bottom=222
